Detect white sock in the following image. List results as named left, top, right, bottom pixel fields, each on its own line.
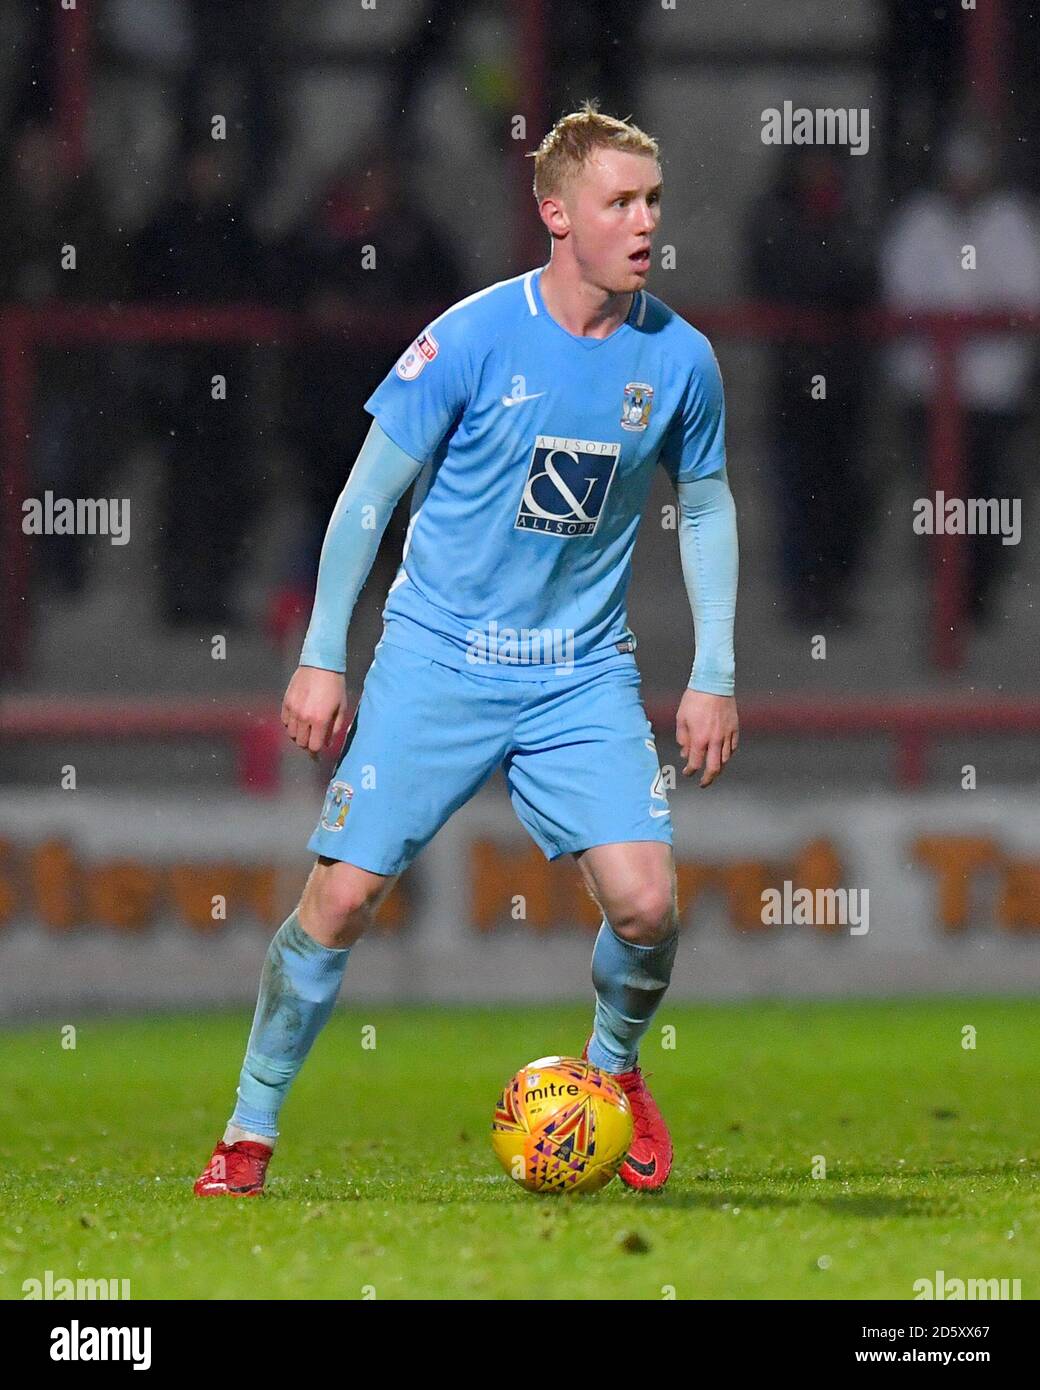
left=223, top=1122, right=275, bottom=1150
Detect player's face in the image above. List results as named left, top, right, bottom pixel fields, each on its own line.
left=567, top=149, right=662, bottom=293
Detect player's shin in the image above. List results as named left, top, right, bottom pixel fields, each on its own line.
left=587, top=918, right=678, bottom=1073
left=224, top=907, right=351, bottom=1145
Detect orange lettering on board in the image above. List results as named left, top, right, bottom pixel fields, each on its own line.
left=0, top=838, right=17, bottom=926
left=911, top=836, right=1000, bottom=931
left=718, top=862, right=774, bottom=932
left=168, top=864, right=242, bottom=932
left=791, top=838, right=845, bottom=934
left=998, top=861, right=1040, bottom=931
left=470, top=840, right=553, bottom=931
left=236, top=866, right=278, bottom=929
left=371, top=874, right=406, bottom=932
left=84, top=862, right=161, bottom=930
left=29, top=840, right=80, bottom=931
left=558, top=861, right=606, bottom=931
left=674, top=861, right=719, bottom=925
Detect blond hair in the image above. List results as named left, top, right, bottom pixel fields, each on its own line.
left=528, top=99, right=660, bottom=203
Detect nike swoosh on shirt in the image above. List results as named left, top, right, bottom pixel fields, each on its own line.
left=648, top=806, right=671, bottom=818
left=501, top=392, right=546, bottom=407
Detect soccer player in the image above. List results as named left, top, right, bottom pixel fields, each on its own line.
left=195, top=102, right=739, bottom=1197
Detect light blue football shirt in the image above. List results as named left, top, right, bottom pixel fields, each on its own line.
left=364, top=264, right=727, bottom=679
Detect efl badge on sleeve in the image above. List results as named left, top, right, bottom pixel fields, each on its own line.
left=320, top=780, right=354, bottom=832
left=395, top=329, right=439, bottom=381
left=620, top=381, right=653, bottom=431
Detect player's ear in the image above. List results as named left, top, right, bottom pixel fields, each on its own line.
left=539, top=195, right=570, bottom=237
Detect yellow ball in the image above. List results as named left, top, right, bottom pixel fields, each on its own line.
left=491, top=1055, right=633, bottom=1194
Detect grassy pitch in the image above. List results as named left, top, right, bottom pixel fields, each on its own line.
left=1, top=999, right=1037, bottom=1300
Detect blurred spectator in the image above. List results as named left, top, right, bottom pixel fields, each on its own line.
left=543, top=0, right=646, bottom=130
left=882, top=123, right=1040, bottom=624
left=7, top=1, right=61, bottom=127
left=179, top=0, right=281, bottom=199
left=880, top=0, right=966, bottom=199
left=132, top=142, right=262, bottom=627
left=381, top=0, right=480, bottom=147
left=1008, top=3, right=1040, bottom=197
left=0, top=121, right=123, bottom=598
left=747, top=145, right=877, bottom=627
left=269, top=144, right=464, bottom=637
left=103, top=0, right=280, bottom=195
left=377, top=0, right=643, bottom=169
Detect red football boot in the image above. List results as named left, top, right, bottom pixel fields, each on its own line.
left=583, top=1036, right=673, bottom=1190
left=193, top=1139, right=272, bottom=1197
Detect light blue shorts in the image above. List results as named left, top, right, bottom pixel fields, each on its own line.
left=307, top=638, right=672, bottom=875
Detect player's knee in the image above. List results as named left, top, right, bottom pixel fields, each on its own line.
left=610, top=880, right=677, bottom=945
left=302, top=860, right=386, bottom=946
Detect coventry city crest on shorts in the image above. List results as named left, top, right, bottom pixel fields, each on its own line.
left=515, top=435, right=620, bottom=537
left=620, top=381, right=653, bottom=431
left=320, top=780, right=354, bottom=832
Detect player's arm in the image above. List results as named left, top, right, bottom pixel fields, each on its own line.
left=286, top=304, right=475, bottom=753
left=659, top=337, right=739, bottom=787
left=674, top=466, right=739, bottom=787
left=282, top=419, right=425, bottom=754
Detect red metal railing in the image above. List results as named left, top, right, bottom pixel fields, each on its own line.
left=55, top=0, right=92, bottom=177
left=966, top=0, right=1009, bottom=130
left=0, top=694, right=285, bottom=793
left=3, top=691, right=1038, bottom=795
left=647, top=694, right=1040, bottom=789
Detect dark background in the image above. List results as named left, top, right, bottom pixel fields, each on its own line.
left=1, top=0, right=1038, bottom=794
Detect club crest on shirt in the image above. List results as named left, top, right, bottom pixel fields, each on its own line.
left=620, top=381, right=654, bottom=431
left=395, top=329, right=439, bottom=380
left=515, top=435, right=620, bottom=537
left=320, top=780, right=354, bottom=832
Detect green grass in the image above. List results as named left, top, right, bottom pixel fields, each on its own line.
left=1, top=1000, right=1038, bottom=1300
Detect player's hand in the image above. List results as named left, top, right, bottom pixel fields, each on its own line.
left=281, top=665, right=349, bottom=760
left=676, top=689, right=738, bottom=788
